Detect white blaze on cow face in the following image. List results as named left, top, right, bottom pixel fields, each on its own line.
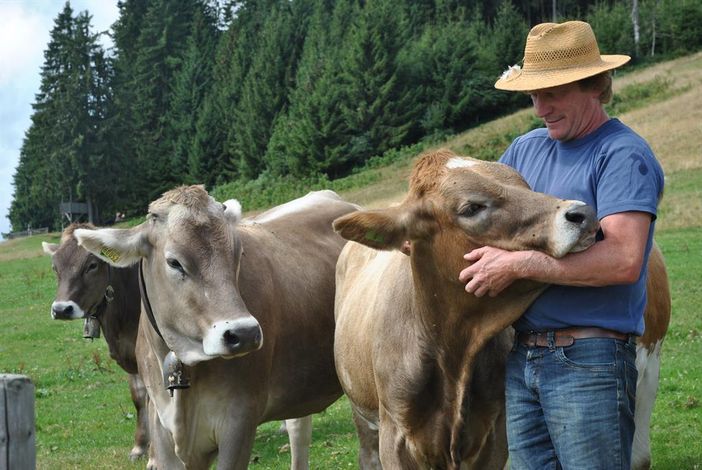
left=446, top=157, right=478, bottom=169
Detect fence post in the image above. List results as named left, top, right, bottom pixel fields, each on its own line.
left=0, top=374, right=36, bottom=470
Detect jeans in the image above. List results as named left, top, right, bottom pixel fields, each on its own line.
left=506, top=336, right=638, bottom=470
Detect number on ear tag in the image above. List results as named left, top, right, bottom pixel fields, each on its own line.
left=100, top=246, right=121, bottom=263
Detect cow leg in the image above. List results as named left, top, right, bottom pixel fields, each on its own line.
left=632, top=342, right=662, bottom=470
left=284, top=416, right=312, bottom=470
left=147, top=399, right=185, bottom=470
left=378, top=406, right=420, bottom=470
left=127, top=373, right=150, bottom=461
left=351, top=409, right=381, bottom=469
left=215, top=421, right=258, bottom=470
left=463, top=404, right=508, bottom=470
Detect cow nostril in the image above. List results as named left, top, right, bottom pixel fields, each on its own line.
left=223, top=330, right=240, bottom=347
left=55, top=305, right=73, bottom=315
left=565, top=210, right=586, bottom=225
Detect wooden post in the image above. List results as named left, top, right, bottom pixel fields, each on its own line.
left=0, top=375, right=35, bottom=470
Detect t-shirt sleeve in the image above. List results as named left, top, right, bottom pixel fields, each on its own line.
left=498, top=139, right=518, bottom=167
left=595, top=143, right=664, bottom=220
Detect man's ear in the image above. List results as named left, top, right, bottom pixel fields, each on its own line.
left=42, top=242, right=59, bottom=256
left=74, top=227, right=149, bottom=267
left=332, top=202, right=436, bottom=251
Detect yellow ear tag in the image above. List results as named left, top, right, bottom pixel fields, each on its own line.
left=365, top=230, right=385, bottom=244
left=100, top=246, right=121, bottom=263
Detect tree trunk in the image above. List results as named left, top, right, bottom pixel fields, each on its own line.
left=632, top=0, right=640, bottom=58
left=650, top=0, right=658, bottom=57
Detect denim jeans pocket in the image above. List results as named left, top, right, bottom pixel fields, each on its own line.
left=554, top=338, right=617, bottom=372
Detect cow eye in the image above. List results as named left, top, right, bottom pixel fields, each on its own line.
left=459, top=203, right=486, bottom=217
left=85, top=261, right=99, bottom=273
left=166, top=257, right=186, bottom=275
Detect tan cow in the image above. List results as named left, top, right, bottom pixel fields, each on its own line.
left=333, top=149, right=669, bottom=469
left=74, top=186, right=357, bottom=470
left=42, top=224, right=149, bottom=462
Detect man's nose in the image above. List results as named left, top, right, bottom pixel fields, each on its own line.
left=532, top=97, right=550, bottom=118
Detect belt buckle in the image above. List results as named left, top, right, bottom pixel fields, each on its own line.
left=528, top=331, right=539, bottom=347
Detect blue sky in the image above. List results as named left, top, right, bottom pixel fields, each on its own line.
left=0, top=0, right=119, bottom=238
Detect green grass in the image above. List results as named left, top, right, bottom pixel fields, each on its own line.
left=606, top=74, right=686, bottom=116
left=650, top=227, right=702, bottom=469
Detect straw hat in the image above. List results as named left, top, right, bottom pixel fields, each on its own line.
left=494, top=21, right=630, bottom=92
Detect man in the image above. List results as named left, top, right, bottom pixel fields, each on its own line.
left=458, top=21, right=664, bottom=469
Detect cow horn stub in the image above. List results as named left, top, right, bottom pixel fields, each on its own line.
left=163, top=350, right=190, bottom=396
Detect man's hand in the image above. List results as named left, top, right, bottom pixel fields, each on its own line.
left=459, top=247, right=528, bottom=297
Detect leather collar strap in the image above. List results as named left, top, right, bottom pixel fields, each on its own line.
left=138, top=260, right=164, bottom=340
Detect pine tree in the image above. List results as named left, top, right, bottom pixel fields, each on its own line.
left=231, top=1, right=307, bottom=179
left=130, top=0, right=197, bottom=207
left=263, top=0, right=356, bottom=177
left=339, top=0, right=419, bottom=167
left=189, top=18, right=241, bottom=187
left=9, top=3, right=113, bottom=230
left=167, top=6, right=219, bottom=187
left=109, top=0, right=149, bottom=215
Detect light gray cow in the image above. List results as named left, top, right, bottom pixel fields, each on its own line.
left=74, top=186, right=357, bottom=469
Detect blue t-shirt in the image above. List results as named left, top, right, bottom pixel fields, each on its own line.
left=499, top=119, right=664, bottom=335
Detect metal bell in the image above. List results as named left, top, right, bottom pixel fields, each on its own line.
left=162, top=350, right=190, bottom=396
left=83, top=316, right=101, bottom=339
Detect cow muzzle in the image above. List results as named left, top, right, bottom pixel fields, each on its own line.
left=551, top=201, right=599, bottom=258
left=50, top=301, right=84, bottom=320
left=202, top=317, right=263, bottom=358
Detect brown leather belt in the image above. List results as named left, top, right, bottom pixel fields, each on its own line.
left=517, top=327, right=630, bottom=348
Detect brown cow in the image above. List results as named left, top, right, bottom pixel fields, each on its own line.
left=74, top=186, right=357, bottom=470
left=42, top=225, right=149, bottom=461
left=333, top=149, right=669, bottom=469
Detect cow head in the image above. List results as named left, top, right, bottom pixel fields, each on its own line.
left=43, top=223, right=113, bottom=321
left=333, top=149, right=599, bottom=283
left=74, top=185, right=262, bottom=366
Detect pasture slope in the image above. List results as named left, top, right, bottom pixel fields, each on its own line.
left=0, top=52, right=700, bottom=469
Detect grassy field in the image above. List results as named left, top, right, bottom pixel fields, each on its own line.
left=1, top=52, right=701, bottom=469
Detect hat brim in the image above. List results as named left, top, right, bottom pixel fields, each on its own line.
left=494, top=55, right=631, bottom=91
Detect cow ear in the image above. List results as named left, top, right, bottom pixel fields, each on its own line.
left=74, top=227, right=148, bottom=267
left=333, top=207, right=407, bottom=250
left=42, top=242, right=59, bottom=256
left=333, top=202, right=436, bottom=251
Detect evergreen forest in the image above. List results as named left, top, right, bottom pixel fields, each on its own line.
left=9, top=0, right=702, bottom=231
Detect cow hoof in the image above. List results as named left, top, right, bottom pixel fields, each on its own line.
left=146, top=457, right=158, bottom=470
left=129, top=445, right=147, bottom=461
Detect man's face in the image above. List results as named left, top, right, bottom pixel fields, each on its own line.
left=529, top=82, right=604, bottom=142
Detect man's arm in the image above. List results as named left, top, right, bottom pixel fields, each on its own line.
left=459, top=211, right=652, bottom=297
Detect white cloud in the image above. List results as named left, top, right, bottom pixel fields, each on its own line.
left=0, top=3, right=51, bottom=86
